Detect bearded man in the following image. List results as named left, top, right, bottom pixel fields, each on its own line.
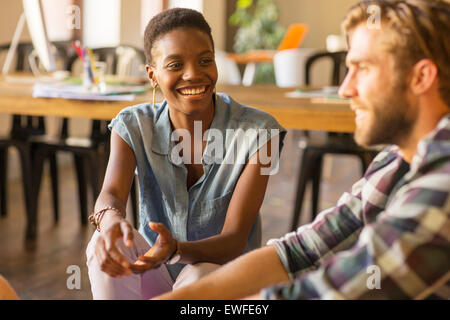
left=155, top=0, right=450, bottom=300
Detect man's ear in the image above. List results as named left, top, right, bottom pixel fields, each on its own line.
left=145, top=64, right=157, bottom=88
left=410, top=59, right=438, bottom=95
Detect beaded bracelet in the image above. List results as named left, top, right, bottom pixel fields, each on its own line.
left=88, top=207, right=122, bottom=232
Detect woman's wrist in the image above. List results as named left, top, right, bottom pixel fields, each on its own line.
left=166, top=239, right=181, bottom=265
left=89, top=207, right=125, bottom=231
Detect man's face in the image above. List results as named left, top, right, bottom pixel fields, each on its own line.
left=338, top=25, right=418, bottom=147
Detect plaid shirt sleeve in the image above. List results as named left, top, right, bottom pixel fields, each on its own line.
left=265, top=147, right=400, bottom=279
left=262, top=153, right=450, bottom=299
left=266, top=178, right=366, bottom=278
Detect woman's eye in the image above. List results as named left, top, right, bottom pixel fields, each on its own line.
left=200, top=58, right=213, bottom=65
left=167, top=62, right=182, bottom=69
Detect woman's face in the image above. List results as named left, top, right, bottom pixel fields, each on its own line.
left=146, top=27, right=218, bottom=116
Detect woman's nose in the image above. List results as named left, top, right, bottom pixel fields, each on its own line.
left=182, top=63, right=202, bottom=81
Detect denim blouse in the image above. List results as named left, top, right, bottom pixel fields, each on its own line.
left=109, top=93, right=286, bottom=279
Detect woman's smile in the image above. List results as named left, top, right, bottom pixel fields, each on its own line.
left=177, top=85, right=210, bottom=99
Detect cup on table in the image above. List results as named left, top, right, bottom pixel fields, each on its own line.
left=83, top=61, right=107, bottom=93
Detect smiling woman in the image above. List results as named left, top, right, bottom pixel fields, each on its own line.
left=85, top=8, right=286, bottom=300
left=147, top=27, right=217, bottom=117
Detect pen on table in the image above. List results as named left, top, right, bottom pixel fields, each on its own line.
left=86, top=48, right=98, bottom=84
left=83, top=48, right=94, bottom=83
left=72, top=41, right=84, bottom=61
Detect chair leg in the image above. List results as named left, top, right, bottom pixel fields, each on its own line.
left=311, top=153, right=324, bottom=221
left=291, top=148, right=316, bottom=231
left=87, top=153, right=100, bottom=203
left=0, top=148, right=7, bottom=217
left=20, top=144, right=40, bottom=240
left=49, top=153, right=59, bottom=223
left=74, top=155, right=88, bottom=225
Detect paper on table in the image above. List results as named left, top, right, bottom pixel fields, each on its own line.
left=32, top=82, right=148, bottom=101
left=285, top=87, right=350, bottom=104
left=285, top=86, right=340, bottom=98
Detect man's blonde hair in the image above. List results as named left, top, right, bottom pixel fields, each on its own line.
left=342, top=0, right=450, bottom=105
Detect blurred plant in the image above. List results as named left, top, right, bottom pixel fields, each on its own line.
left=229, top=0, right=285, bottom=83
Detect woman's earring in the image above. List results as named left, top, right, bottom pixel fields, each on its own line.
left=214, top=86, right=217, bottom=103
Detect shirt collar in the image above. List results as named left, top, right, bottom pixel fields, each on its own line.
left=151, top=100, right=171, bottom=155
left=151, top=94, right=228, bottom=166
left=411, top=113, right=450, bottom=171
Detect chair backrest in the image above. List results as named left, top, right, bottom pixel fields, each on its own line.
left=304, top=50, right=347, bottom=86
left=277, top=24, right=308, bottom=52
left=66, top=45, right=146, bottom=77
left=215, top=50, right=241, bottom=85
left=62, top=45, right=146, bottom=143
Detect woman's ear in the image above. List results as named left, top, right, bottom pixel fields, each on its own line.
left=145, top=64, right=158, bottom=88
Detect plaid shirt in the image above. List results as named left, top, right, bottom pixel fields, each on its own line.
left=262, top=114, right=450, bottom=300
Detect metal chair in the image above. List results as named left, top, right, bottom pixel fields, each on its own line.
left=0, top=41, right=73, bottom=238
left=31, top=46, right=145, bottom=229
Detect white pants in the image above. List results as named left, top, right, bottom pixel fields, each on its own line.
left=86, top=229, right=220, bottom=299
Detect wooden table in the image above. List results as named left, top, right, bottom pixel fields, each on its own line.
left=0, top=76, right=355, bottom=239
left=0, top=76, right=355, bottom=133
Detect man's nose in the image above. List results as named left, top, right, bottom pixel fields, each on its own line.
left=338, top=71, right=357, bottom=99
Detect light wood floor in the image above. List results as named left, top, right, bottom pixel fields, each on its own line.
left=0, top=130, right=362, bottom=299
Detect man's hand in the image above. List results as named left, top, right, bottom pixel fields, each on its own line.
left=130, top=222, right=177, bottom=273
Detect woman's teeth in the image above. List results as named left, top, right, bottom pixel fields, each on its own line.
left=179, top=86, right=207, bottom=95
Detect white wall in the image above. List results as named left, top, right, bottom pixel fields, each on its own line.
left=83, top=0, right=121, bottom=48
left=125, top=0, right=227, bottom=51
left=169, top=0, right=203, bottom=12
left=276, top=0, right=359, bottom=49
left=42, top=0, right=74, bottom=41
left=203, top=0, right=226, bottom=51
left=141, top=0, right=165, bottom=38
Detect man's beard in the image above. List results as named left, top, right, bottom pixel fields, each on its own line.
left=354, top=82, right=418, bottom=148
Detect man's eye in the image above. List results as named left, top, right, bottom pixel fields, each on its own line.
left=358, top=64, right=368, bottom=71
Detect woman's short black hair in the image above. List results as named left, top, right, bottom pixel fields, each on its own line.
left=144, top=8, right=214, bottom=65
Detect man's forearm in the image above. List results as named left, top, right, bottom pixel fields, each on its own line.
left=177, top=232, right=250, bottom=266
left=155, top=245, right=290, bottom=300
